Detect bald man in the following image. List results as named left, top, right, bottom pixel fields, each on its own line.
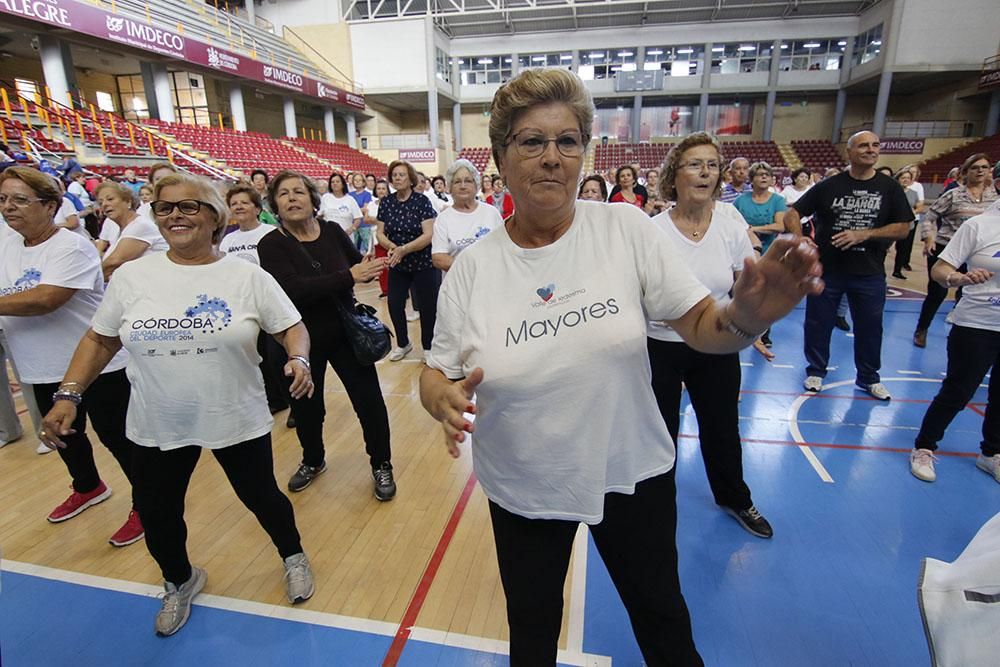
left=720, top=157, right=752, bottom=204
left=784, top=131, right=914, bottom=401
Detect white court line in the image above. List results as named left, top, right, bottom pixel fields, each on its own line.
left=2, top=560, right=610, bottom=666
left=566, top=523, right=590, bottom=656
left=740, top=362, right=754, bottom=367
left=772, top=363, right=795, bottom=369
left=897, top=370, right=922, bottom=375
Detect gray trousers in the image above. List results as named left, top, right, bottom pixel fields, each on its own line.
left=0, top=329, right=42, bottom=442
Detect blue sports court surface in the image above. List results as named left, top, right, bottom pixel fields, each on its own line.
left=1, top=289, right=994, bottom=666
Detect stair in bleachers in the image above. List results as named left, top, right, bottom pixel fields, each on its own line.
left=286, top=138, right=388, bottom=176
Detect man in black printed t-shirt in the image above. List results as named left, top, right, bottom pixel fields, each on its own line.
left=784, top=131, right=914, bottom=401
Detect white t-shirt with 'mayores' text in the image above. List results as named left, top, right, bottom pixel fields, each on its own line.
left=0, top=228, right=127, bottom=383
left=219, top=224, right=275, bottom=265
left=939, top=207, right=1000, bottom=333
left=91, top=253, right=302, bottom=450
left=426, top=201, right=710, bottom=523
left=648, top=208, right=754, bottom=342
left=431, top=202, right=503, bottom=258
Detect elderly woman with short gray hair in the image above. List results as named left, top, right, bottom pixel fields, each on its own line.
left=419, top=67, right=823, bottom=665
left=431, top=159, right=504, bottom=272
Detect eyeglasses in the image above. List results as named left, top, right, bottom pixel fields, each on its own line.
left=151, top=199, right=213, bottom=216
left=505, top=131, right=586, bottom=158
left=0, top=194, right=45, bottom=207
left=680, top=160, right=721, bottom=173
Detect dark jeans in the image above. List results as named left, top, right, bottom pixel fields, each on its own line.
left=916, top=243, right=965, bottom=333
left=34, top=369, right=137, bottom=508
left=289, top=333, right=391, bottom=469
left=132, top=434, right=302, bottom=586
left=257, top=331, right=287, bottom=411
left=387, top=266, right=440, bottom=351
left=915, top=325, right=1000, bottom=457
left=647, top=339, right=752, bottom=511
left=489, top=472, right=702, bottom=667
left=804, top=272, right=886, bottom=385
left=893, top=225, right=916, bottom=274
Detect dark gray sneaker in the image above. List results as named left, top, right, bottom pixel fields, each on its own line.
left=725, top=505, right=773, bottom=539
left=288, top=462, right=326, bottom=492
left=373, top=463, right=396, bottom=501
left=155, top=567, right=207, bottom=637
left=283, top=553, right=315, bottom=604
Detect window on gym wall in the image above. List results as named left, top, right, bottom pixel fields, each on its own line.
left=643, top=46, right=704, bottom=77
left=116, top=74, right=149, bottom=123
left=579, top=49, right=637, bottom=80
left=779, top=39, right=846, bottom=71
left=518, top=52, right=573, bottom=71
left=854, top=24, right=883, bottom=65
left=14, top=78, right=38, bottom=101
left=458, top=56, right=513, bottom=85
left=95, top=91, right=116, bottom=113
left=711, top=42, right=774, bottom=74
left=592, top=99, right=633, bottom=141
left=435, top=48, right=451, bottom=83
left=170, top=72, right=210, bottom=127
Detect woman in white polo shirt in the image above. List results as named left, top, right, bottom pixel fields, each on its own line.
left=0, top=167, right=140, bottom=546
left=97, top=180, right=167, bottom=281
left=420, top=68, right=822, bottom=665
left=319, top=172, right=363, bottom=243
left=41, top=173, right=317, bottom=638
left=431, top=159, right=503, bottom=272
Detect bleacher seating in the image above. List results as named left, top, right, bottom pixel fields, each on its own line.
left=287, top=138, right=388, bottom=176
left=719, top=141, right=785, bottom=168
left=457, top=147, right=491, bottom=173
left=790, top=140, right=843, bottom=174
left=919, top=135, right=1000, bottom=182
left=594, top=143, right=675, bottom=171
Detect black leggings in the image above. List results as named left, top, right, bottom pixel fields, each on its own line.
left=387, top=266, right=440, bottom=351
left=34, top=369, right=137, bottom=509
left=286, top=333, right=391, bottom=469
left=258, top=330, right=288, bottom=411
left=893, top=225, right=916, bottom=274
left=132, top=434, right=302, bottom=586
left=489, top=471, right=702, bottom=666
left=647, top=338, right=753, bottom=511
left=916, top=243, right=965, bottom=332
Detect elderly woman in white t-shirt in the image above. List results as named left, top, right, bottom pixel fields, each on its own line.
left=419, top=68, right=822, bottom=665
left=431, top=159, right=504, bottom=272
left=0, top=167, right=140, bottom=546
left=96, top=180, right=167, bottom=281
left=41, top=173, right=317, bottom=638
left=648, top=132, right=773, bottom=542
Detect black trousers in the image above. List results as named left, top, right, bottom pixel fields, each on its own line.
left=916, top=243, right=965, bottom=332
left=258, top=331, right=287, bottom=412
left=893, top=225, right=916, bottom=274
left=915, top=325, right=1000, bottom=457
left=387, top=266, right=440, bottom=351
left=489, top=471, right=702, bottom=667
left=288, top=333, right=391, bottom=469
left=34, top=369, right=137, bottom=509
left=132, top=434, right=302, bottom=586
left=647, top=338, right=753, bottom=511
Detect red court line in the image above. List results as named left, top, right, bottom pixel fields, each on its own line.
left=678, top=433, right=978, bottom=458
left=968, top=404, right=986, bottom=418
left=382, top=471, right=478, bottom=667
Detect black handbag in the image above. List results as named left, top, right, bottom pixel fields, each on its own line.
left=279, top=227, right=392, bottom=365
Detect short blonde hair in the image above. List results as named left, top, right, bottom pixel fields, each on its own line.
left=0, top=166, right=61, bottom=207
left=748, top=161, right=774, bottom=179
left=488, top=68, right=594, bottom=170
left=94, top=180, right=139, bottom=210
left=153, top=173, right=230, bottom=244
left=658, top=132, right=725, bottom=202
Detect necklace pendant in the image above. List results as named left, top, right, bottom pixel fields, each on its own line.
left=692, top=230, right=700, bottom=237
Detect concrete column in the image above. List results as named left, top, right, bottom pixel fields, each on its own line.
left=283, top=96, right=296, bottom=138
left=324, top=107, right=337, bottom=143
left=453, top=102, right=462, bottom=151
left=151, top=62, right=174, bottom=123
left=571, top=49, right=580, bottom=73
left=510, top=52, right=520, bottom=77
left=985, top=90, right=1000, bottom=137
left=631, top=94, right=643, bottom=143
left=697, top=92, right=709, bottom=132
left=872, top=68, right=892, bottom=137
left=345, top=113, right=356, bottom=149
left=832, top=89, right=847, bottom=144
left=427, top=91, right=439, bottom=149
left=229, top=83, right=247, bottom=131
left=762, top=90, right=777, bottom=142
left=451, top=55, right=460, bottom=94
left=762, top=39, right=781, bottom=142
left=698, top=42, right=713, bottom=131
left=38, top=35, right=71, bottom=110
left=245, top=0, right=256, bottom=25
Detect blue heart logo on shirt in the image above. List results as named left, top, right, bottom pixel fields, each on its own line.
left=536, top=284, right=555, bottom=302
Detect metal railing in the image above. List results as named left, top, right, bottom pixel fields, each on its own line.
left=281, top=26, right=362, bottom=94
left=840, top=119, right=981, bottom=142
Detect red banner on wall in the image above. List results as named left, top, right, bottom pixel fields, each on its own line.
left=0, top=0, right=364, bottom=109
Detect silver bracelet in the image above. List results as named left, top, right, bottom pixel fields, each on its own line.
left=52, top=389, right=83, bottom=405
left=720, top=305, right=765, bottom=341
left=289, top=355, right=311, bottom=370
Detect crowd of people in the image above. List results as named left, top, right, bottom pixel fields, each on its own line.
left=0, top=67, right=996, bottom=662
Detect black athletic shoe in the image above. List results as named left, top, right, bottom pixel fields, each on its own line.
left=286, top=414, right=296, bottom=429
left=760, top=331, right=772, bottom=348
left=725, top=505, right=773, bottom=539
left=288, top=462, right=326, bottom=492
left=834, top=316, right=851, bottom=332
left=891, top=271, right=905, bottom=280
left=373, top=463, right=396, bottom=501
left=903, top=264, right=912, bottom=271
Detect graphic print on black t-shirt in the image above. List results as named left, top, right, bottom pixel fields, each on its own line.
left=830, top=189, right=883, bottom=234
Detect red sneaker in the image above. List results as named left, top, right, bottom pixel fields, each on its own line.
left=47, top=482, right=112, bottom=523
left=108, top=510, right=145, bottom=547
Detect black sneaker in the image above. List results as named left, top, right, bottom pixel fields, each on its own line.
left=891, top=271, right=905, bottom=280
left=760, top=331, right=772, bottom=348
left=373, top=463, right=396, bottom=501
left=288, top=462, right=326, bottom=492
left=286, top=414, right=296, bottom=429
left=834, top=316, right=851, bottom=332
left=725, top=505, right=773, bottom=539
